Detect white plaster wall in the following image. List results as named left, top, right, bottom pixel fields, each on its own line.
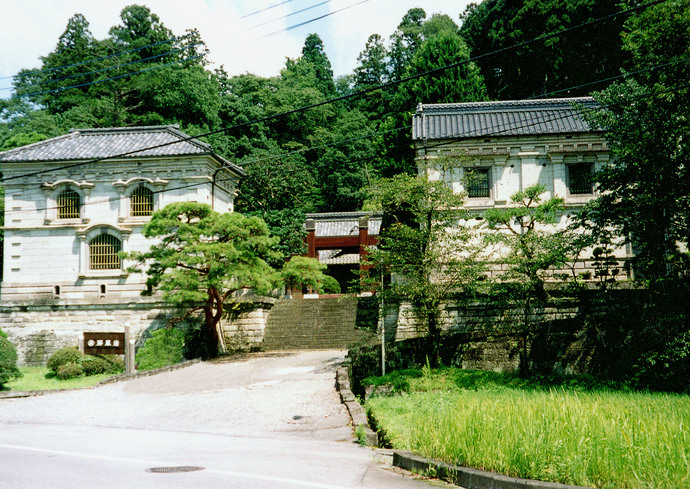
left=1, top=156, right=240, bottom=303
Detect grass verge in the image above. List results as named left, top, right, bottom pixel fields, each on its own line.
left=3, top=366, right=114, bottom=391
left=365, top=368, right=690, bottom=489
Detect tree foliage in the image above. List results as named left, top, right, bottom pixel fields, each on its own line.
left=364, top=174, right=485, bottom=365
left=578, top=0, right=690, bottom=283
left=459, top=0, right=630, bottom=100
left=483, top=185, right=574, bottom=375
left=128, top=203, right=281, bottom=357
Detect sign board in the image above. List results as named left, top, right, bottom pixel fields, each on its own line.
left=83, top=332, right=126, bottom=355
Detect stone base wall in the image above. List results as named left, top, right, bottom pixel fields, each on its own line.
left=222, top=298, right=277, bottom=351
left=0, top=299, right=175, bottom=366
left=1, top=297, right=277, bottom=366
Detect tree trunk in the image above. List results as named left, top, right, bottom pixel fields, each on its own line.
left=203, top=289, right=221, bottom=358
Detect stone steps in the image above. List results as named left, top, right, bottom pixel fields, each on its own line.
left=261, top=296, right=377, bottom=351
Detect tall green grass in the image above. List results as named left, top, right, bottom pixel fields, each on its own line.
left=366, top=369, right=690, bottom=488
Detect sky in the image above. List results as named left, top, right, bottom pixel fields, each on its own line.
left=0, top=0, right=473, bottom=96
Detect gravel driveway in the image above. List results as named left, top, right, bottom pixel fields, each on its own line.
left=0, top=350, right=354, bottom=441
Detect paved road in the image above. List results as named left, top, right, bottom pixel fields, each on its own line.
left=0, top=350, right=451, bottom=488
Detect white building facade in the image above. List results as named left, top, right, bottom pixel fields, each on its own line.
left=0, top=125, right=244, bottom=303
left=413, top=97, right=632, bottom=278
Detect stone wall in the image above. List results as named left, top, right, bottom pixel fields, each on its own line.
left=222, top=297, right=277, bottom=351
left=1, top=297, right=277, bottom=366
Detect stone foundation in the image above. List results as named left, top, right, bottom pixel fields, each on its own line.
left=1, top=297, right=277, bottom=366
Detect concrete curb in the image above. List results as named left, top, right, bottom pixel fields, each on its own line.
left=393, top=451, right=592, bottom=489
left=0, top=359, right=202, bottom=400
left=335, top=366, right=378, bottom=446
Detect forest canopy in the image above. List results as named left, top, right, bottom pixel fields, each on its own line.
left=0, top=1, right=681, bottom=256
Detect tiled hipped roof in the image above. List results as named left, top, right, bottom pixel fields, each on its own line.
left=412, top=97, right=599, bottom=141
left=0, top=125, right=244, bottom=175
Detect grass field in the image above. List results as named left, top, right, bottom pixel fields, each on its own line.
left=3, top=366, right=115, bottom=391
left=364, top=368, right=690, bottom=489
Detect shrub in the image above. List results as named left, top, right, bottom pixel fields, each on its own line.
left=56, top=362, right=83, bottom=380
left=47, top=347, right=82, bottom=374
left=81, top=355, right=111, bottom=376
left=136, top=327, right=185, bottom=371
left=0, top=332, right=21, bottom=388
left=102, top=355, right=125, bottom=373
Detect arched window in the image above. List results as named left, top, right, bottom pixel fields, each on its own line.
left=57, top=188, right=80, bottom=219
left=89, top=234, right=122, bottom=270
left=130, top=185, right=154, bottom=216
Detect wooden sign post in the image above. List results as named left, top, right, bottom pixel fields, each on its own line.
left=83, top=328, right=135, bottom=374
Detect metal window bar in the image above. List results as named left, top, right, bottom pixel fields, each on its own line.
left=131, top=186, right=153, bottom=216
left=89, top=234, right=122, bottom=270
left=569, top=164, right=593, bottom=195
left=467, top=169, right=490, bottom=198
left=57, top=189, right=80, bottom=219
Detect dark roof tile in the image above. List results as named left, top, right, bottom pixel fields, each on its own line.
left=413, top=97, right=598, bottom=140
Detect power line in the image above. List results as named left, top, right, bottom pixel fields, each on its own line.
left=246, top=0, right=332, bottom=31
left=2, top=43, right=203, bottom=93
left=0, top=0, right=673, bottom=184
left=262, top=0, right=372, bottom=37
left=0, top=34, right=189, bottom=81
left=12, top=54, right=203, bottom=99
left=6, top=81, right=687, bottom=218
left=241, top=0, right=296, bottom=19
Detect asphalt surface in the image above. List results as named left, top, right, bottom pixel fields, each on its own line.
left=0, top=350, right=454, bottom=489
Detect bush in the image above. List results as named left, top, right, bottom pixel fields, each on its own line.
left=56, top=362, right=83, bottom=380
left=47, top=347, right=82, bottom=374
left=81, top=355, right=111, bottom=375
left=102, top=355, right=125, bottom=373
left=136, top=327, right=185, bottom=371
left=0, top=332, right=21, bottom=388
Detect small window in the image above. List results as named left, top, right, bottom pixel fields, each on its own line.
left=89, top=234, right=122, bottom=270
left=100, top=284, right=107, bottom=296
left=130, top=185, right=154, bottom=216
left=54, top=285, right=61, bottom=296
left=57, top=189, right=80, bottom=219
left=568, top=163, right=594, bottom=195
left=466, top=168, right=491, bottom=198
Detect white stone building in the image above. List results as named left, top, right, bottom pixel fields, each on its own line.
left=412, top=97, right=632, bottom=278
left=0, top=125, right=244, bottom=303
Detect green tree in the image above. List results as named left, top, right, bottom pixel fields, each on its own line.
left=364, top=174, right=485, bottom=365
left=128, top=203, right=282, bottom=357
left=351, top=34, right=390, bottom=119
left=0, top=328, right=21, bottom=389
left=579, top=0, right=690, bottom=283
left=381, top=20, right=487, bottom=176
left=280, top=256, right=340, bottom=294
left=459, top=0, right=630, bottom=100
left=483, top=185, right=574, bottom=375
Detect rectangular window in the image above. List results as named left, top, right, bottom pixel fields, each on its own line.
left=568, top=163, right=594, bottom=195
left=466, top=168, right=491, bottom=198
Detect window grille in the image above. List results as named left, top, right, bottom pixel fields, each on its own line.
left=130, top=185, right=154, bottom=216
left=466, top=168, right=490, bottom=198
left=568, top=163, right=594, bottom=195
left=57, top=189, right=80, bottom=219
left=89, top=234, right=122, bottom=270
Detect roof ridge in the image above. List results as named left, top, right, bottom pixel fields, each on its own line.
left=417, top=97, right=596, bottom=113
left=0, top=132, right=77, bottom=157
left=306, top=211, right=383, bottom=219
left=69, top=124, right=181, bottom=134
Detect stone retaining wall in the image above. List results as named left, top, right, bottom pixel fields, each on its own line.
left=0, top=297, right=276, bottom=366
